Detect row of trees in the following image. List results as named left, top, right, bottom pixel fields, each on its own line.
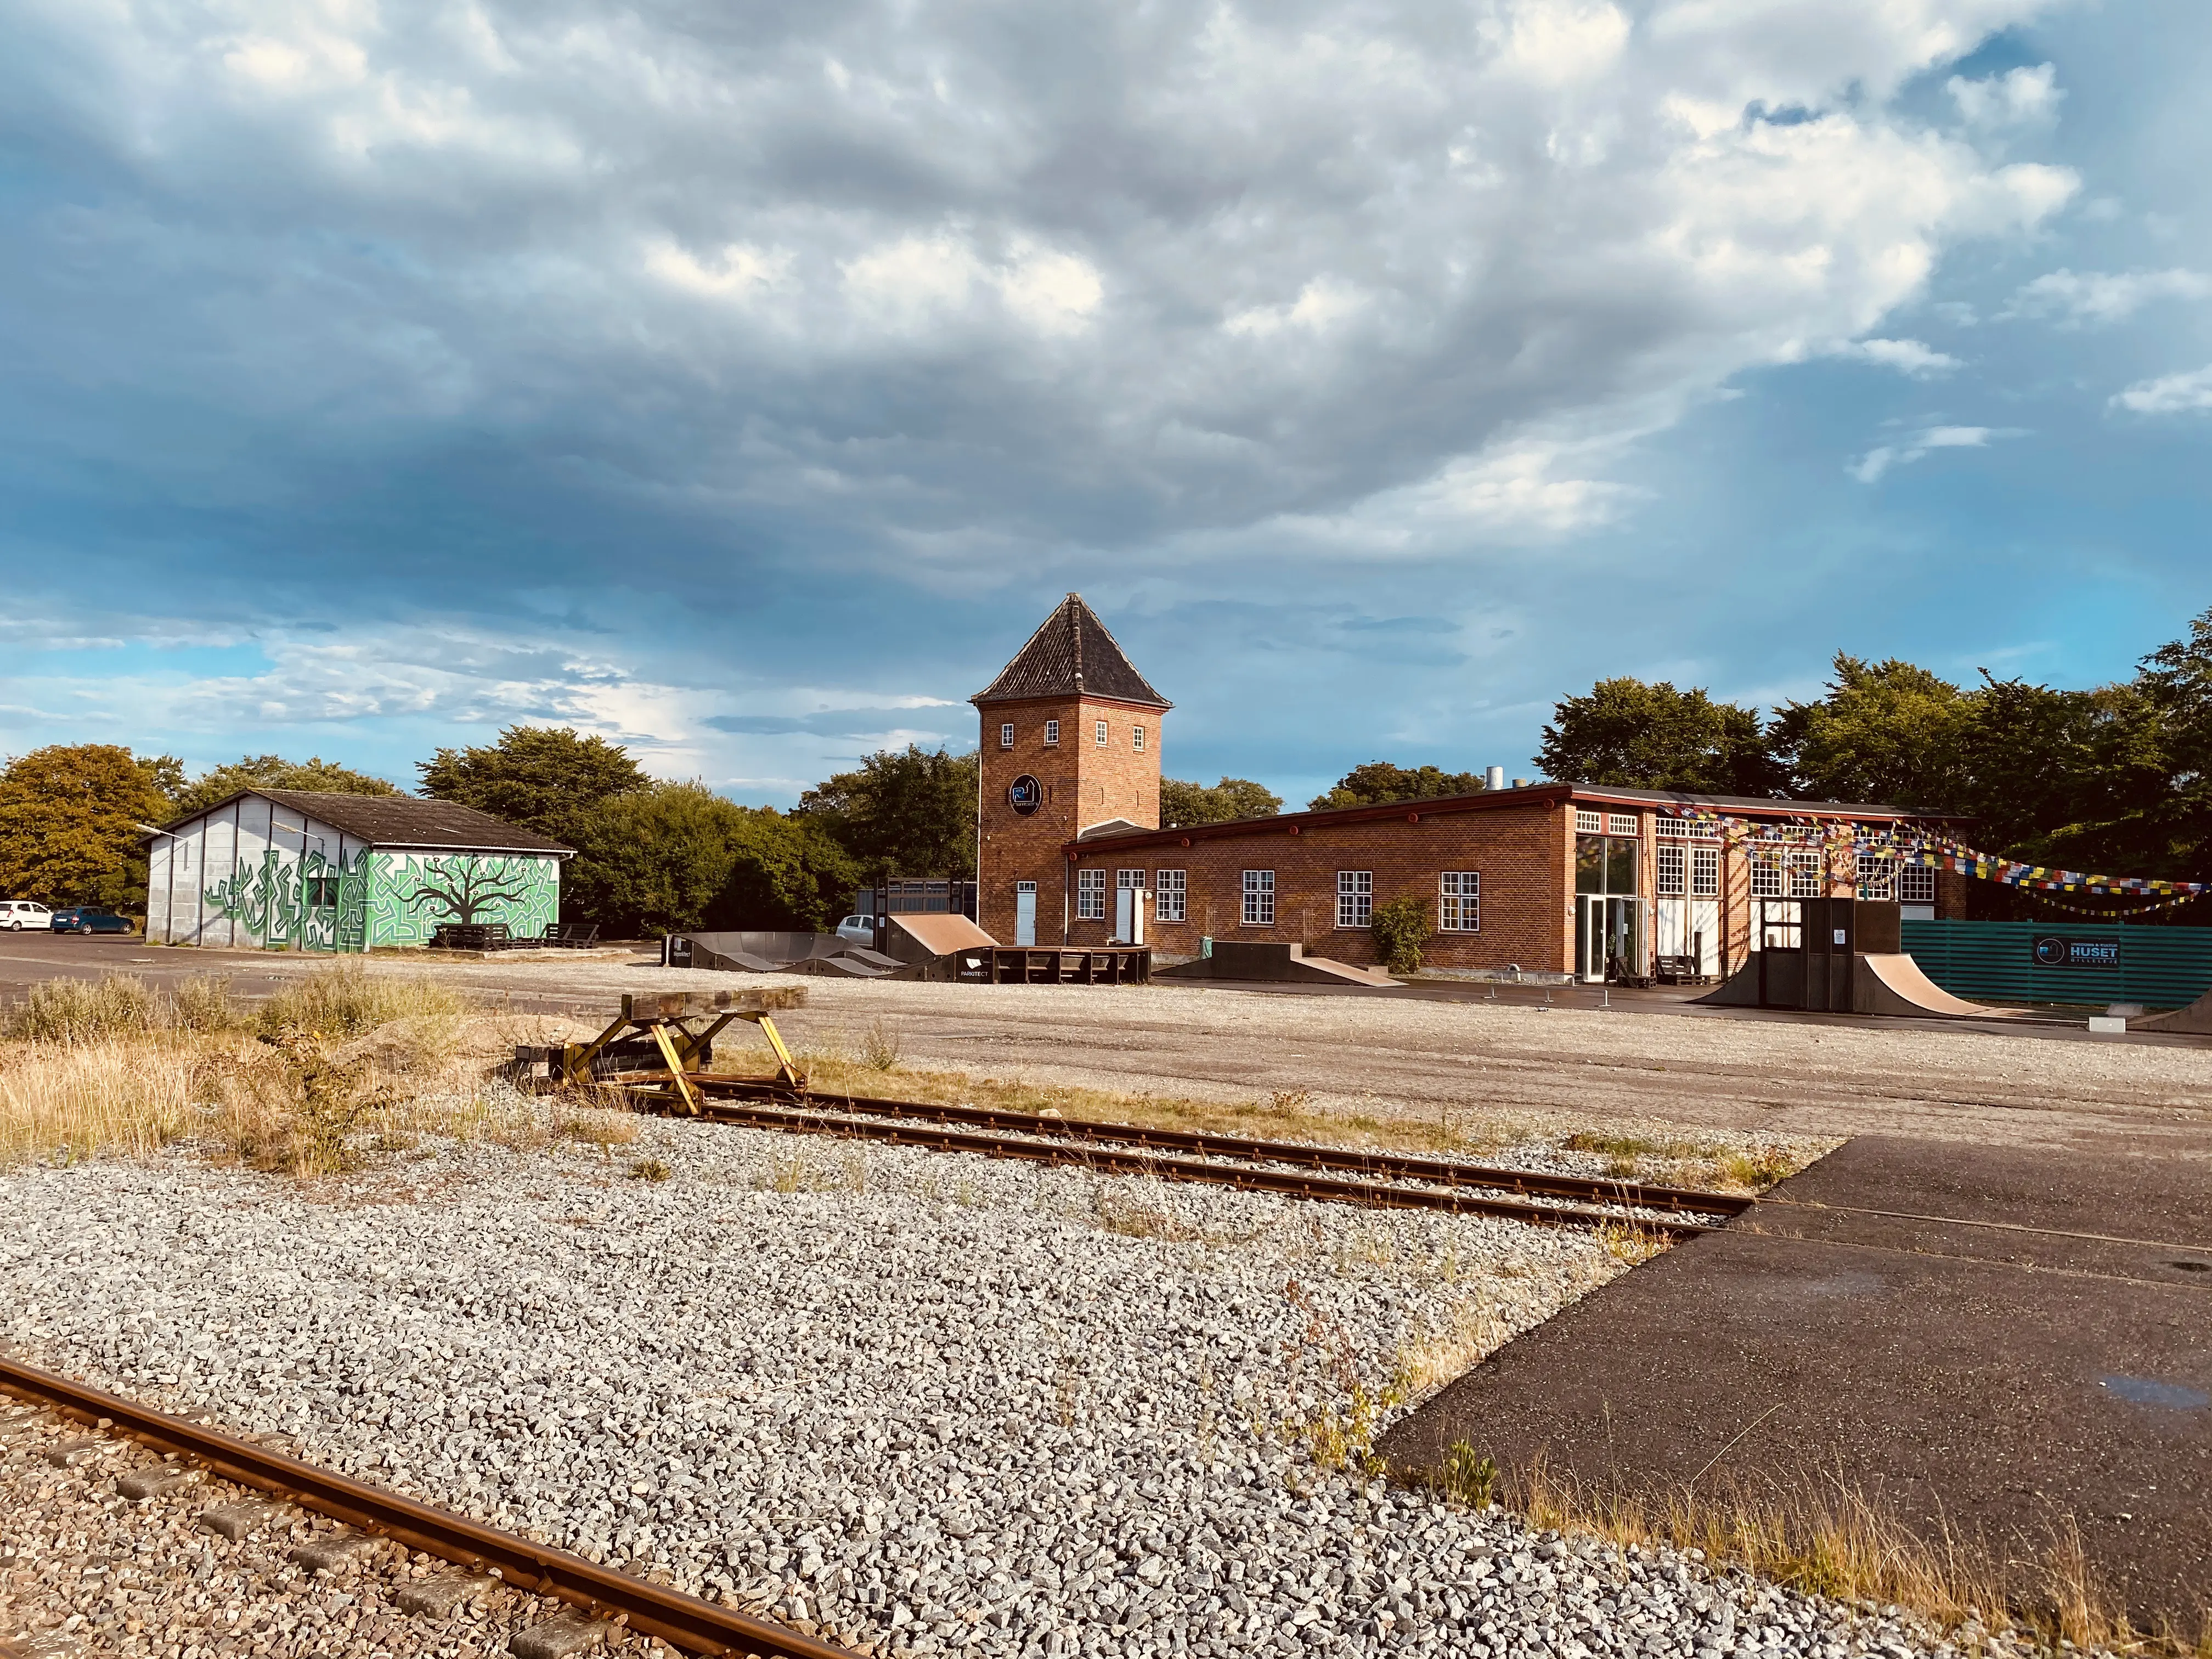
left=4, top=602, right=2202, bottom=927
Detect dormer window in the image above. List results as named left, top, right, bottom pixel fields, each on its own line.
left=1000, top=723, right=1014, bottom=749
left=1133, top=725, right=1146, bottom=752
left=1044, top=719, right=1059, bottom=745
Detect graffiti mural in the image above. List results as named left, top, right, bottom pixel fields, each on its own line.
left=204, top=848, right=370, bottom=952
left=204, top=847, right=558, bottom=950
left=369, top=854, right=560, bottom=946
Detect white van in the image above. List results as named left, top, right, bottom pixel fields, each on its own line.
left=2, top=901, right=53, bottom=930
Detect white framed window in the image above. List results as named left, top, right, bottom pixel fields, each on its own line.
left=1044, top=719, right=1059, bottom=745
left=1154, top=869, right=1187, bottom=922
left=1656, top=844, right=1686, bottom=896
left=1000, top=723, right=1014, bottom=749
left=1855, top=853, right=1895, bottom=900
left=1691, top=845, right=1719, bottom=898
left=1605, top=811, right=1639, bottom=837
left=1788, top=850, right=1824, bottom=898
left=1438, top=872, right=1480, bottom=932
left=1750, top=848, right=1785, bottom=898
left=1899, top=864, right=1936, bottom=906
left=1094, top=719, right=1109, bottom=747
left=1335, top=870, right=1373, bottom=929
left=1655, top=817, right=1690, bottom=839
left=1117, top=867, right=1144, bottom=891
left=1133, top=724, right=1146, bottom=751
left=1076, top=867, right=1107, bottom=919
left=1575, top=807, right=1603, bottom=834
left=1240, top=870, right=1276, bottom=926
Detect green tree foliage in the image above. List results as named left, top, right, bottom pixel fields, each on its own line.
left=797, top=745, right=979, bottom=880
left=1538, top=679, right=1784, bottom=796
left=0, top=744, right=176, bottom=909
left=1160, top=776, right=1282, bottom=825
left=1308, top=761, right=1488, bottom=811
left=417, top=726, right=650, bottom=843
left=174, top=754, right=402, bottom=817
left=1769, top=657, right=1973, bottom=808
left=566, top=782, right=858, bottom=936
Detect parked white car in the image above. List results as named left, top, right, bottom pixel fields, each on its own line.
left=1, top=900, right=53, bottom=930
left=835, top=915, right=876, bottom=945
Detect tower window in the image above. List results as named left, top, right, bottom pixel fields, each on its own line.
left=1044, top=719, right=1059, bottom=745
left=1094, top=720, right=1108, bottom=747
left=1000, top=723, right=1014, bottom=749
left=1133, top=725, right=1146, bottom=752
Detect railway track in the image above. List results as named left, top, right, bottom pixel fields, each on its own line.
left=0, top=1354, right=847, bottom=1659
left=599, top=1073, right=1753, bottom=1238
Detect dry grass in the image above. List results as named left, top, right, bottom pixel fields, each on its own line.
left=1420, top=1454, right=2209, bottom=1658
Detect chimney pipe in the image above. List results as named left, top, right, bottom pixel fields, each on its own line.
left=1485, top=765, right=1506, bottom=791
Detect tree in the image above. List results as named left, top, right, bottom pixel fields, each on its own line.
left=417, top=726, right=649, bottom=843
left=174, top=754, right=401, bottom=817
left=1538, top=679, right=1784, bottom=796
left=565, top=783, right=859, bottom=936
left=797, top=746, right=979, bottom=881
left=1308, top=761, right=1488, bottom=811
left=1160, top=777, right=1282, bottom=826
left=1770, top=656, right=1971, bottom=808
left=0, top=744, right=176, bottom=910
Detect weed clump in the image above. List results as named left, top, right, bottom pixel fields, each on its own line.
left=257, top=962, right=469, bottom=1040
left=860, top=1017, right=902, bottom=1073
left=628, top=1156, right=672, bottom=1182
left=5, top=975, right=157, bottom=1043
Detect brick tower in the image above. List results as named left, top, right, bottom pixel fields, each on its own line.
left=972, top=595, right=1171, bottom=945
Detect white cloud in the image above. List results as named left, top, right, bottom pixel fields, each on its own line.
left=2005, top=268, right=2212, bottom=326
left=1839, top=337, right=1961, bottom=376
left=2111, top=365, right=2212, bottom=415
left=1948, top=62, right=2062, bottom=128
left=7, top=0, right=2078, bottom=563
left=1849, top=423, right=2008, bottom=483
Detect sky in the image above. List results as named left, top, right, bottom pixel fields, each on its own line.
left=3, top=0, right=2209, bottom=810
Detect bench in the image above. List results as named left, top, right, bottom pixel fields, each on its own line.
left=1653, top=953, right=1710, bottom=986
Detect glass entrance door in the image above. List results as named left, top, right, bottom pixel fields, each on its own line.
left=1576, top=895, right=1645, bottom=982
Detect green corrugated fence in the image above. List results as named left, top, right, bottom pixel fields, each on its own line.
left=1900, top=919, right=2212, bottom=1009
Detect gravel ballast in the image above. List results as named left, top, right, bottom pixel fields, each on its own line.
left=1, top=1116, right=2035, bottom=1659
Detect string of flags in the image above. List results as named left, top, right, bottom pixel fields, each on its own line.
left=1652, top=804, right=2207, bottom=910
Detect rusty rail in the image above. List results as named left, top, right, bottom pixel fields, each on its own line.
left=630, top=1093, right=1728, bottom=1237
left=679, top=1077, right=1752, bottom=1220
left=0, top=1355, right=849, bottom=1659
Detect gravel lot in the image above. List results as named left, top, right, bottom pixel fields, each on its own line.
left=1, top=1111, right=2036, bottom=1659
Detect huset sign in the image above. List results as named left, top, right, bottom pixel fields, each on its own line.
left=2032, top=935, right=2120, bottom=969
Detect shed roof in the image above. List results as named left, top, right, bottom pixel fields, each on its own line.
left=163, top=788, right=574, bottom=855
left=972, top=594, right=1171, bottom=710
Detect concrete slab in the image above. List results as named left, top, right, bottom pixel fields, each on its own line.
left=1377, top=1136, right=2212, bottom=1627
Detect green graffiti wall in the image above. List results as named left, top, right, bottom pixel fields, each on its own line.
left=204, top=848, right=560, bottom=950
left=368, top=854, right=561, bottom=946
left=203, top=848, right=371, bottom=952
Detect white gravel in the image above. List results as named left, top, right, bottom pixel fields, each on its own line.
left=0, top=1115, right=2030, bottom=1659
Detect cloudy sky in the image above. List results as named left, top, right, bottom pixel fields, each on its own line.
left=3, top=0, right=2208, bottom=807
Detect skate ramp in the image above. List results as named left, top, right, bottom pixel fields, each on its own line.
left=886, top=912, right=997, bottom=961
left=1852, top=953, right=2015, bottom=1019
left=2137, top=988, right=2212, bottom=1034
left=1158, top=941, right=1394, bottom=987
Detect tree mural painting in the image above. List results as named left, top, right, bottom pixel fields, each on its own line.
left=371, top=854, right=559, bottom=945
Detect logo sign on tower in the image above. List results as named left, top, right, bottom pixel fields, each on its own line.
left=1007, top=774, right=1043, bottom=816
left=2032, top=935, right=2119, bottom=969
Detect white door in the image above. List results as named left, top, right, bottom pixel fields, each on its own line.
left=1015, top=882, right=1037, bottom=946
left=1114, top=885, right=1145, bottom=944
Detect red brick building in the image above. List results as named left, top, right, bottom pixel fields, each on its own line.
left=974, top=597, right=1967, bottom=978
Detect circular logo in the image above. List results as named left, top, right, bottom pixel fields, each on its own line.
left=2032, top=935, right=2069, bottom=967
left=1007, top=774, right=1043, bottom=816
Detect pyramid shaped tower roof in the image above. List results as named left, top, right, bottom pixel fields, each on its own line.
left=971, top=594, right=1171, bottom=710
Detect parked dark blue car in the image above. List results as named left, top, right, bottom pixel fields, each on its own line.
left=50, top=907, right=134, bottom=935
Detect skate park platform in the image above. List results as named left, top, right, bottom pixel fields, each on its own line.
left=1379, top=1133, right=2212, bottom=1629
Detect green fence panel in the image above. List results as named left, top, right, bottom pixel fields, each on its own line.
left=1900, top=919, right=2212, bottom=1009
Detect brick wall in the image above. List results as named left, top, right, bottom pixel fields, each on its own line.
left=1068, top=797, right=1573, bottom=970
left=977, top=694, right=1161, bottom=944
